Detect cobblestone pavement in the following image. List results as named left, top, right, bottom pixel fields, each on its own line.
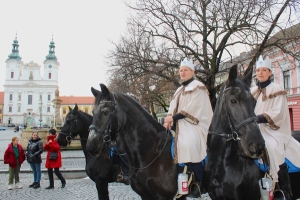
left=0, top=128, right=212, bottom=200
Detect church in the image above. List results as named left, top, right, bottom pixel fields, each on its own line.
left=2, top=37, right=59, bottom=127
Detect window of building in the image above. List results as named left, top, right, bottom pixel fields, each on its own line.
left=49, top=73, right=52, bottom=79
left=0, top=108, right=2, bottom=114
left=47, top=107, right=50, bottom=112
left=85, top=108, right=88, bottom=113
left=48, top=94, right=51, bottom=101
left=11, top=72, right=14, bottom=78
left=63, top=108, right=66, bottom=114
left=9, top=94, right=13, bottom=101
left=9, top=107, right=12, bottom=112
left=283, top=71, right=290, bottom=89
left=18, top=105, right=21, bottom=112
left=28, top=95, right=33, bottom=105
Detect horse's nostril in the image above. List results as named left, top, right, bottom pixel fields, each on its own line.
left=248, top=143, right=257, bottom=153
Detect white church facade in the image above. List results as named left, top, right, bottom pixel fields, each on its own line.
left=3, top=37, right=59, bottom=127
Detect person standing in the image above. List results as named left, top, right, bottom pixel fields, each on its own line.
left=4, top=137, right=26, bottom=190
left=251, top=55, right=300, bottom=200
left=44, top=128, right=66, bottom=189
left=163, top=58, right=213, bottom=198
left=26, top=130, right=43, bottom=189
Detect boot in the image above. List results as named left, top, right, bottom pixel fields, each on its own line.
left=278, top=163, right=292, bottom=200
left=45, top=185, right=54, bottom=189
left=29, top=182, right=36, bottom=187
left=33, top=182, right=40, bottom=189
left=187, top=181, right=201, bottom=198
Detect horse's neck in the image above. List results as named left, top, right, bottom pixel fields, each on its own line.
left=78, top=113, right=92, bottom=151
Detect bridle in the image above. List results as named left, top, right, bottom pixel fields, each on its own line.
left=89, top=93, right=117, bottom=143
left=88, top=93, right=170, bottom=170
left=59, top=113, right=87, bottom=144
left=209, top=86, right=258, bottom=141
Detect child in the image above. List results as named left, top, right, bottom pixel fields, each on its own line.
left=4, top=137, right=26, bottom=190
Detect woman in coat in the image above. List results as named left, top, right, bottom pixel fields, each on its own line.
left=44, top=128, right=66, bottom=189
left=4, top=137, right=26, bottom=190
left=26, top=130, right=43, bottom=189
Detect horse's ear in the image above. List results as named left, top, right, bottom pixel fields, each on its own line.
left=68, top=106, right=72, bottom=112
left=91, top=87, right=100, bottom=98
left=74, top=104, right=78, bottom=112
left=228, top=65, right=238, bottom=86
left=100, top=83, right=110, bottom=99
left=243, top=66, right=253, bottom=87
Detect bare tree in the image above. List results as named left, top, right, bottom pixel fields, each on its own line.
left=107, top=0, right=300, bottom=110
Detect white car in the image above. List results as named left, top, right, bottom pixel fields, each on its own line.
left=19, top=125, right=25, bottom=129
left=0, top=126, right=6, bottom=131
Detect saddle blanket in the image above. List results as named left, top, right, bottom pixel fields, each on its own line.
left=254, top=158, right=300, bottom=173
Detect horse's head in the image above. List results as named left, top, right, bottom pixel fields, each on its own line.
left=87, top=85, right=116, bottom=156
left=217, top=65, right=265, bottom=158
left=57, top=104, right=83, bottom=147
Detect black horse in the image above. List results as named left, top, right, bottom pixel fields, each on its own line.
left=205, top=65, right=300, bottom=200
left=86, top=85, right=186, bottom=200
left=57, top=103, right=125, bottom=200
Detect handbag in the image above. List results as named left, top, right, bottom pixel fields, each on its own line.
left=49, top=152, right=58, bottom=160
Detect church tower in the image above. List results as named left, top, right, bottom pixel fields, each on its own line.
left=43, top=37, right=59, bottom=82
left=5, top=36, right=23, bottom=81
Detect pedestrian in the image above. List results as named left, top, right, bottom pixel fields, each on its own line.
left=26, top=130, right=43, bottom=189
left=4, top=137, right=26, bottom=190
left=44, top=128, right=66, bottom=189
left=251, top=55, right=300, bottom=200
left=163, top=57, right=213, bottom=198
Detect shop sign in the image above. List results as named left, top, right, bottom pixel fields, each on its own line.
left=288, top=101, right=298, bottom=106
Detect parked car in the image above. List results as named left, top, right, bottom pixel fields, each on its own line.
left=0, top=126, right=6, bottom=131
left=31, top=126, right=39, bottom=129
left=43, top=124, right=50, bottom=128
left=19, top=125, right=25, bottom=129
left=8, top=123, right=15, bottom=127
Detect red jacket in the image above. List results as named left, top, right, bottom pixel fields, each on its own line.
left=44, top=135, right=62, bottom=168
left=4, top=143, right=26, bottom=168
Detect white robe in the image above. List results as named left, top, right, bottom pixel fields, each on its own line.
left=251, top=82, right=300, bottom=181
left=168, top=80, right=213, bottom=163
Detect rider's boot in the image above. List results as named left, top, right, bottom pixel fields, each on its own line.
left=278, top=163, right=292, bottom=200
left=187, top=181, right=201, bottom=198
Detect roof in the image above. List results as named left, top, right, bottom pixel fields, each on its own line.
left=0, top=92, right=4, bottom=104
left=268, top=23, right=300, bottom=44
left=59, top=96, right=94, bottom=105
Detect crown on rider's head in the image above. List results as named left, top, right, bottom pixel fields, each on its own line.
left=256, top=55, right=272, bottom=70
left=180, top=57, right=194, bottom=70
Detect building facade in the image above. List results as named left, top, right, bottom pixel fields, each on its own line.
left=3, top=37, right=59, bottom=127
left=0, top=92, right=3, bottom=125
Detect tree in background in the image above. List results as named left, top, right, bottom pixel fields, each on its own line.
left=106, top=0, right=300, bottom=113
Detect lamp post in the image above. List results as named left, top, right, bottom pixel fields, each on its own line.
left=39, top=99, right=43, bottom=128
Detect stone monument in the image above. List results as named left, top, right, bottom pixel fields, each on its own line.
left=52, top=88, right=62, bottom=127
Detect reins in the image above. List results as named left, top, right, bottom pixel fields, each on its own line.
left=209, top=86, right=257, bottom=141
left=110, top=129, right=170, bottom=170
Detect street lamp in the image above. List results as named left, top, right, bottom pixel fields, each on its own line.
left=39, top=99, right=43, bottom=128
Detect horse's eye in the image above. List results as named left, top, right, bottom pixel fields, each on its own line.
left=231, top=99, right=237, bottom=104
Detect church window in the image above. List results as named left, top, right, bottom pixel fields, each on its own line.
left=9, top=94, right=13, bottom=101
left=18, top=105, right=21, bottom=112
left=48, top=94, right=51, bottom=101
left=49, top=73, right=52, bottom=79
left=9, top=107, right=12, bottom=112
left=47, top=106, right=50, bottom=112
left=28, top=95, right=33, bottom=105
left=11, top=72, right=14, bottom=78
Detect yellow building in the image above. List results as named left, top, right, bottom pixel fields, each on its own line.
left=60, top=96, right=94, bottom=123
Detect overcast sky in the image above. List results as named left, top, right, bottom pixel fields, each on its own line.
left=0, top=0, right=131, bottom=96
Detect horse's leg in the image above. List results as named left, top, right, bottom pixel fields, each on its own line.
left=95, top=180, right=109, bottom=200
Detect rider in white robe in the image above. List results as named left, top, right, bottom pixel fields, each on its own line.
left=251, top=55, right=300, bottom=199
left=164, top=58, right=213, bottom=198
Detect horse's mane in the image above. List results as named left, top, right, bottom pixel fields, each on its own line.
left=115, top=92, right=163, bottom=129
